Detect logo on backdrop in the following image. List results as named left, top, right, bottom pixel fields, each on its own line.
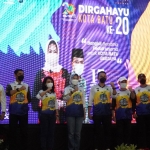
left=62, top=2, right=76, bottom=21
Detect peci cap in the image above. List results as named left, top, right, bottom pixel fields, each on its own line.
left=72, top=48, right=84, bottom=60
left=138, top=73, right=146, bottom=79
left=118, top=77, right=127, bottom=82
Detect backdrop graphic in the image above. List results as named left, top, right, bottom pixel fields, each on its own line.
left=0, top=0, right=149, bottom=124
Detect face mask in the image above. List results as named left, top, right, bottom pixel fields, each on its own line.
left=18, top=75, right=24, bottom=81
left=140, top=79, right=146, bottom=84
left=45, top=53, right=58, bottom=66
left=120, top=83, right=127, bottom=89
left=74, top=64, right=84, bottom=76
left=46, top=83, right=53, bottom=88
left=71, top=79, right=78, bottom=85
left=100, top=77, right=106, bottom=83
left=49, top=46, right=56, bottom=51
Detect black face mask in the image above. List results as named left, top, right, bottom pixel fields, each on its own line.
left=100, top=77, right=106, bottom=83
left=18, top=75, right=24, bottom=81
left=140, top=78, right=146, bottom=84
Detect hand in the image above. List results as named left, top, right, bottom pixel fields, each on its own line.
left=19, top=86, right=26, bottom=91
left=75, top=86, right=78, bottom=91
left=112, top=116, right=116, bottom=122
left=66, top=95, right=71, bottom=100
left=72, top=86, right=78, bottom=93
left=128, top=86, right=133, bottom=92
left=56, top=115, right=60, bottom=124
left=74, top=86, right=78, bottom=91
left=88, top=114, right=93, bottom=120
left=46, top=88, right=52, bottom=92
left=110, top=82, right=115, bottom=88
left=0, top=113, right=5, bottom=121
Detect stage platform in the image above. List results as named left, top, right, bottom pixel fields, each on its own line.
left=0, top=124, right=138, bottom=150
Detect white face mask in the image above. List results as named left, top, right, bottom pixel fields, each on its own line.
left=120, top=83, right=127, bottom=89
left=74, top=64, right=84, bottom=76
left=71, top=79, right=78, bottom=86
left=46, top=83, right=53, bottom=88
left=45, top=53, right=58, bottom=66
left=49, top=45, right=56, bottom=51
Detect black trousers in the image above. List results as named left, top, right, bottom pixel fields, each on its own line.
left=116, top=119, right=131, bottom=146
left=9, top=113, right=28, bottom=150
left=93, top=115, right=112, bottom=150
left=136, top=114, right=150, bottom=149
left=40, top=113, right=56, bottom=150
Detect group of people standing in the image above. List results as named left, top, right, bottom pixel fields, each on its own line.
left=0, top=69, right=85, bottom=150
left=88, top=72, right=150, bottom=150
left=0, top=69, right=150, bottom=150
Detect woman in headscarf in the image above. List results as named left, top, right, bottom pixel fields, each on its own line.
left=63, top=74, right=85, bottom=150
left=32, top=39, right=69, bottom=123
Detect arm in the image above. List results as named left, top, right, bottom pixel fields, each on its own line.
left=129, top=90, right=136, bottom=100
left=55, top=100, right=59, bottom=115
left=6, top=84, right=17, bottom=96
left=82, top=88, right=86, bottom=119
left=55, top=99, right=60, bottom=123
left=0, top=86, right=6, bottom=120
left=1, top=86, right=6, bottom=113
left=82, top=88, right=86, bottom=108
left=63, top=87, right=71, bottom=101
left=110, top=82, right=117, bottom=95
left=36, top=89, right=50, bottom=99
left=128, top=88, right=136, bottom=114
left=112, top=89, right=117, bottom=95
left=131, top=94, right=137, bottom=116
left=27, top=86, right=31, bottom=103
left=6, top=84, right=26, bottom=96
left=112, top=98, right=116, bottom=122
left=88, top=87, right=94, bottom=120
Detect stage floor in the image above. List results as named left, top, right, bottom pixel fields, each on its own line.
left=0, top=124, right=138, bottom=150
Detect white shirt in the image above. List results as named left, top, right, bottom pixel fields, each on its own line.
left=10, top=81, right=29, bottom=91
left=36, top=90, right=58, bottom=109
left=63, top=85, right=86, bottom=108
left=88, top=85, right=113, bottom=106
left=0, top=84, right=6, bottom=112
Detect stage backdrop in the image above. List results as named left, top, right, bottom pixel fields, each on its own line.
left=0, top=0, right=150, bottom=124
